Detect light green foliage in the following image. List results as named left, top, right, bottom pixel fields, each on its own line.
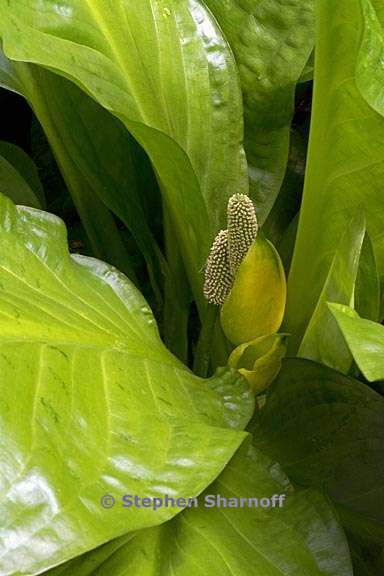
left=203, top=0, right=315, bottom=224
left=298, top=213, right=366, bottom=373
left=330, top=303, right=384, bottom=381
left=0, top=1, right=382, bottom=574
left=0, top=193, right=253, bottom=575
left=285, top=0, right=384, bottom=347
left=0, top=0, right=249, bottom=307
left=47, top=441, right=352, bottom=576
left=229, top=333, right=288, bottom=394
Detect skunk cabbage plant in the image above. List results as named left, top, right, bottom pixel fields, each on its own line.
left=0, top=0, right=383, bottom=575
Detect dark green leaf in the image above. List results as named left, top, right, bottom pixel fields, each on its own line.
left=0, top=140, right=45, bottom=207
left=253, top=359, right=384, bottom=534
left=0, top=152, right=41, bottom=208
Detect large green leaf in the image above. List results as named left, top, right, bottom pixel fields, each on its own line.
left=203, top=0, right=314, bottom=224
left=1, top=55, right=152, bottom=286
left=253, top=359, right=384, bottom=534
left=0, top=0, right=248, bottom=306
left=297, top=213, right=366, bottom=372
left=20, top=63, right=166, bottom=303
left=285, top=0, right=384, bottom=346
left=47, top=442, right=352, bottom=576
left=329, top=303, right=384, bottom=381
left=0, top=194, right=253, bottom=575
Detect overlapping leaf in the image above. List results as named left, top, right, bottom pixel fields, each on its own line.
left=0, top=194, right=253, bottom=575
left=285, top=0, right=384, bottom=347
left=253, top=359, right=384, bottom=533
left=47, top=442, right=352, bottom=576
left=0, top=0, right=249, bottom=306
left=203, top=0, right=314, bottom=224
left=298, top=213, right=366, bottom=372
left=330, top=303, right=384, bottom=381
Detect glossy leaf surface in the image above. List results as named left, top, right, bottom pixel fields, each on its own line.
left=221, top=238, right=286, bottom=345
left=285, top=0, right=384, bottom=346
left=47, top=442, right=352, bottom=576
left=298, top=214, right=366, bottom=372
left=0, top=54, right=140, bottom=284
left=0, top=194, right=253, bottom=575
left=229, top=333, right=288, bottom=394
left=203, top=0, right=314, bottom=223
left=0, top=0, right=249, bottom=304
left=330, top=303, right=384, bottom=381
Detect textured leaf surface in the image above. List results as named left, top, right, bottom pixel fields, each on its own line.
left=253, top=359, right=384, bottom=531
left=0, top=194, right=253, bottom=575
left=47, top=442, right=352, bottom=576
left=330, top=303, right=384, bottom=381
left=0, top=0, right=248, bottom=304
left=298, top=213, right=366, bottom=372
left=203, top=0, right=314, bottom=224
left=285, top=0, right=384, bottom=346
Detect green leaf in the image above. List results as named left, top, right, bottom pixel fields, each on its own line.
left=46, top=442, right=352, bottom=576
left=329, top=303, right=384, bottom=381
left=285, top=0, right=384, bottom=346
left=263, top=130, right=307, bottom=246
left=298, top=213, right=366, bottom=373
left=228, top=333, right=288, bottom=394
left=18, top=63, right=166, bottom=301
left=0, top=0, right=249, bottom=306
left=253, top=359, right=384, bottom=535
left=0, top=54, right=140, bottom=285
left=355, top=231, right=381, bottom=322
left=221, top=238, right=286, bottom=345
left=0, top=194, right=253, bottom=575
left=0, top=47, right=21, bottom=93
left=203, top=0, right=314, bottom=224
left=0, top=140, right=45, bottom=207
left=0, top=152, right=42, bottom=209
left=299, top=51, right=315, bottom=83
left=340, top=509, right=384, bottom=576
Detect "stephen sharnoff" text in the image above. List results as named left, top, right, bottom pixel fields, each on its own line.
left=100, top=493, right=287, bottom=511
